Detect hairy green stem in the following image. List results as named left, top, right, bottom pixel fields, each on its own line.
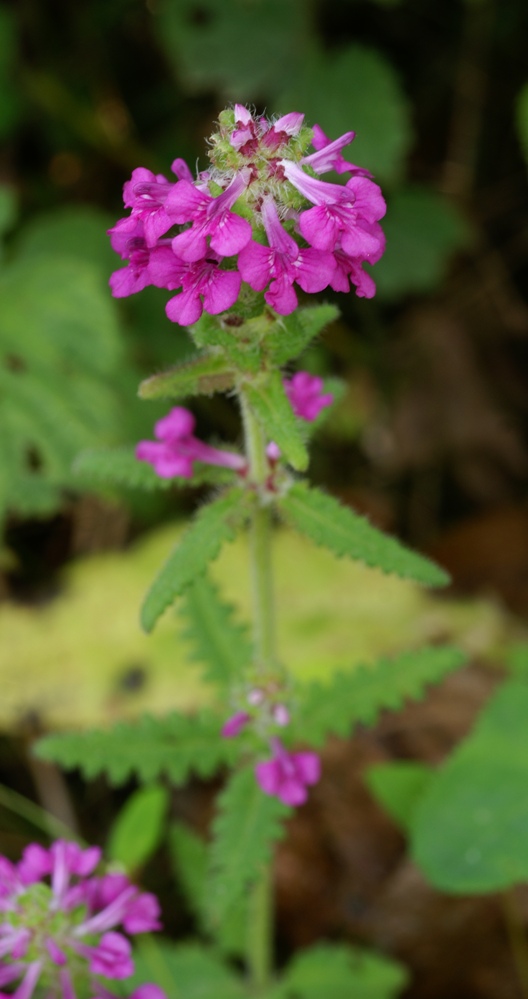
left=239, top=389, right=276, bottom=672
left=239, top=387, right=276, bottom=992
left=247, top=863, right=274, bottom=994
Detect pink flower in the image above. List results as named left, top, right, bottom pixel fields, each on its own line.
left=284, top=371, right=333, bottom=422
left=302, top=124, right=374, bottom=178
left=136, top=406, right=247, bottom=480
left=121, top=167, right=175, bottom=246
left=255, top=739, right=320, bottom=807
left=164, top=254, right=242, bottom=326
left=221, top=711, right=251, bottom=738
left=238, top=197, right=335, bottom=316
left=0, top=840, right=166, bottom=999
left=280, top=160, right=385, bottom=260
left=166, top=171, right=252, bottom=262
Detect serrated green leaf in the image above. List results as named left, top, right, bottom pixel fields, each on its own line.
left=243, top=373, right=308, bottom=471
left=208, top=766, right=290, bottom=924
left=410, top=681, right=528, bottom=893
left=266, top=943, right=408, bottom=999
left=365, top=762, right=432, bottom=832
left=180, top=575, right=253, bottom=686
left=169, top=821, right=248, bottom=957
left=139, top=353, right=235, bottom=401
left=279, top=482, right=449, bottom=587
left=73, top=446, right=233, bottom=492
left=266, top=304, right=340, bottom=366
left=191, top=312, right=263, bottom=372
left=141, top=488, right=250, bottom=633
left=294, top=645, right=465, bottom=747
left=35, top=710, right=236, bottom=786
left=0, top=253, right=125, bottom=519
left=108, top=784, right=168, bottom=872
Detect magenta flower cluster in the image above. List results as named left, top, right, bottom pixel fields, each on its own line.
left=136, top=371, right=332, bottom=480
left=221, top=689, right=320, bottom=808
left=109, top=106, right=386, bottom=325
left=0, top=840, right=165, bottom=999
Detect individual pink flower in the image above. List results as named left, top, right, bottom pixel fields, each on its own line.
left=302, top=124, right=374, bottom=178
left=255, top=739, right=320, bottom=807
left=238, top=197, right=335, bottom=315
left=136, top=406, right=247, bottom=480
left=221, top=711, right=251, bottom=738
left=166, top=171, right=252, bottom=262
left=280, top=160, right=386, bottom=261
left=121, top=167, right=175, bottom=246
left=0, top=840, right=166, bottom=999
left=284, top=371, right=334, bottom=421
left=165, top=252, right=242, bottom=326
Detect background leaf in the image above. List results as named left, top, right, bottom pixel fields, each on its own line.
left=107, top=784, right=169, bottom=872
left=276, top=44, right=412, bottom=183
left=410, top=680, right=528, bottom=893
left=375, top=187, right=472, bottom=298
left=265, top=942, right=408, bottom=999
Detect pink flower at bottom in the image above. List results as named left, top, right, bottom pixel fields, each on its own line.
left=255, top=739, right=321, bottom=807
left=284, top=372, right=333, bottom=422
left=136, top=407, right=247, bottom=480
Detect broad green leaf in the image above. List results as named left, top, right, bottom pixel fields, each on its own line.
left=169, top=822, right=208, bottom=924
left=276, top=44, right=412, bottom=183
left=207, top=766, right=290, bottom=924
left=266, top=942, right=408, bottom=999
left=132, top=939, right=245, bottom=999
left=180, top=575, right=253, bottom=686
left=15, top=206, right=117, bottom=280
left=139, top=353, right=235, bottom=400
left=279, top=482, right=450, bottom=587
left=108, top=784, right=169, bottom=872
left=375, top=187, right=472, bottom=298
left=515, top=82, right=528, bottom=166
left=141, top=488, right=250, bottom=632
left=365, top=762, right=433, bottom=832
left=35, top=710, right=236, bottom=786
left=266, top=304, right=340, bottom=367
left=294, top=646, right=465, bottom=747
left=243, top=372, right=308, bottom=471
left=153, top=0, right=304, bottom=99
left=411, top=681, right=528, bottom=893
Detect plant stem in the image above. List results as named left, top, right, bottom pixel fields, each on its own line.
left=239, top=388, right=276, bottom=992
left=239, top=390, right=276, bottom=673
left=247, top=863, right=273, bottom=994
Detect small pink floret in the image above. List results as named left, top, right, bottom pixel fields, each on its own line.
left=221, top=712, right=251, bottom=739
left=255, top=741, right=321, bottom=807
